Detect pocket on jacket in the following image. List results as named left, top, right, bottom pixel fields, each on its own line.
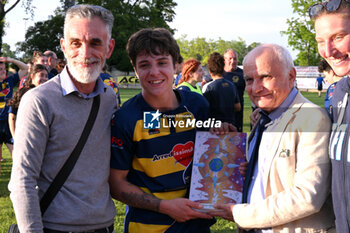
left=275, top=151, right=296, bottom=186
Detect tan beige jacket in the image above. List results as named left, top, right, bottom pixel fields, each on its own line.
left=233, top=93, right=335, bottom=233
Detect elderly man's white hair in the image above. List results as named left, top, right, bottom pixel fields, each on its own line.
left=243, top=44, right=294, bottom=76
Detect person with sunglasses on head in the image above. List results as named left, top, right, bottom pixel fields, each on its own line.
left=309, top=0, right=350, bottom=232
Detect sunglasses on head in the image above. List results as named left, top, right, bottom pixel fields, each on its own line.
left=309, top=0, right=350, bottom=18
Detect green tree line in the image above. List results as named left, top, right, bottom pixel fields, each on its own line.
left=9, top=0, right=262, bottom=71
left=1, top=0, right=322, bottom=71
left=281, top=0, right=321, bottom=66
left=177, top=35, right=261, bottom=65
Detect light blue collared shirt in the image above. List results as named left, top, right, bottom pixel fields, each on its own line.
left=247, top=87, right=298, bottom=233
left=60, top=66, right=106, bottom=99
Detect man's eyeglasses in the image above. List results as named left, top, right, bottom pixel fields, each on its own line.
left=308, top=0, right=350, bottom=18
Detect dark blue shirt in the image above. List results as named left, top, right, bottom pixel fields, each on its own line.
left=329, top=76, right=350, bottom=232
left=203, top=78, right=240, bottom=125
left=324, top=82, right=337, bottom=119
left=223, top=67, right=245, bottom=131
left=316, top=76, right=324, bottom=85
left=110, top=90, right=214, bottom=232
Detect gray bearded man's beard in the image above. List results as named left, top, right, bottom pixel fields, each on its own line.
left=67, top=57, right=104, bottom=84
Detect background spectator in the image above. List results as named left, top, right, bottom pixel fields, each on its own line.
left=222, top=48, right=245, bottom=132
left=44, top=50, right=59, bottom=76
left=100, top=64, right=121, bottom=107
left=318, top=59, right=343, bottom=118
left=8, top=64, right=49, bottom=138
left=203, top=52, right=241, bottom=126
left=0, top=56, right=28, bottom=171
left=173, top=55, right=183, bottom=87
left=315, top=74, right=325, bottom=97
left=176, top=58, right=204, bottom=95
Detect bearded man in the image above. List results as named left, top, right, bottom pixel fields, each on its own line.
left=9, top=4, right=117, bottom=233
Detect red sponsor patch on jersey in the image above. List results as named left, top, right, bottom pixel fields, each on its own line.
left=111, top=136, right=123, bottom=147
left=172, top=141, right=194, bottom=167
left=0, top=87, right=9, bottom=96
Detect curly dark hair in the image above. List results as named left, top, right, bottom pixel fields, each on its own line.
left=9, top=64, right=48, bottom=110
left=126, top=28, right=180, bottom=67
left=8, top=87, right=32, bottom=110
left=318, top=59, right=332, bottom=73
left=24, top=64, right=48, bottom=88
left=207, top=52, right=225, bottom=76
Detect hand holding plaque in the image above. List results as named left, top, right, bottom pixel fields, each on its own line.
left=189, top=131, right=246, bottom=212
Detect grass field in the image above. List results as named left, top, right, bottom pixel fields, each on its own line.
left=0, top=88, right=326, bottom=232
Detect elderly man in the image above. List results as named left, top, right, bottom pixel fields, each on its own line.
left=9, top=4, right=117, bottom=233
left=223, top=49, right=245, bottom=132
left=211, top=44, right=335, bottom=232
left=44, top=50, right=59, bottom=77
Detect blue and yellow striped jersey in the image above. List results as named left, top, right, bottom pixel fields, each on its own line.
left=111, top=90, right=215, bottom=233
left=100, top=72, right=121, bottom=107
left=0, top=73, right=19, bottom=120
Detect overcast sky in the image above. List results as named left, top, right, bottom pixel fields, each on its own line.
left=3, top=0, right=298, bottom=58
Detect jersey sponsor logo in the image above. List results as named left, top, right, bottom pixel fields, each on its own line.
left=232, top=76, right=239, bottom=83
left=152, top=152, right=173, bottom=162
left=148, top=128, right=160, bottom=135
left=143, top=110, right=161, bottom=129
left=173, top=141, right=194, bottom=167
left=0, top=87, right=9, bottom=97
left=111, top=136, right=124, bottom=148
left=152, top=141, right=194, bottom=167
left=222, top=82, right=230, bottom=87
